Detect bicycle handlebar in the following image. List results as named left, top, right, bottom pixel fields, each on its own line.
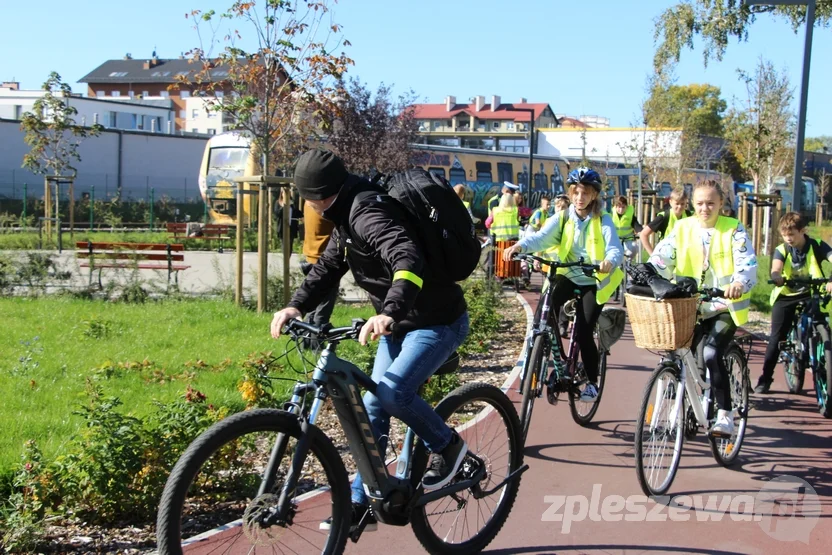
left=699, top=287, right=725, bottom=302
left=512, top=253, right=600, bottom=272
left=283, top=318, right=396, bottom=342
left=767, top=277, right=831, bottom=288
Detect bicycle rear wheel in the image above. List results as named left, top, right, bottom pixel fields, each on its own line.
left=782, top=326, right=805, bottom=394
left=813, top=325, right=832, bottom=418
left=568, top=336, right=607, bottom=426
left=156, top=409, right=350, bottom=555
left=710, top=346, right=749, bottom=466
left=634, top=363, right=685, bottom=497
left=411, top=382, right=523, bottom=554
left=520, top=334, right=549, bottom=442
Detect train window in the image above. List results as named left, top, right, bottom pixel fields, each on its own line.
left=497, top=162, right=513, bottom=184
left=550, top=175, right=563, bottom=194
left=475, top=161, right=492, bottom=182
left=428, top=167, right=446, bottom=179
left=449, top=168, right=466, bottom=184
left=516, top=172, right=528, bottom=187
left=533, top=173, right=547, bottom=191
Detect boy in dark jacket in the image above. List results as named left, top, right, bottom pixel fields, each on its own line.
left=271, top=150, right=470, bottom=532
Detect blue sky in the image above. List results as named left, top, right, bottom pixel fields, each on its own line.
left=3, top=0, right=831, bottom=136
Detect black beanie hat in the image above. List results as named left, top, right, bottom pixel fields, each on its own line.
left=293, top=149, right=349, bottom=200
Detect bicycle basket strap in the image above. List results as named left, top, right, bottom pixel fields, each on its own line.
left=598, top=307, right=626, bottom=350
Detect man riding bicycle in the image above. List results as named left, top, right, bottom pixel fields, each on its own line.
left=271, top=149, right=470, bottom=532
left=502, top=167, right=623, bottom=402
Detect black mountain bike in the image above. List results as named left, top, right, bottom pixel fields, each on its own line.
left=769, top=277, right=832, bottom=417
left=513, top=253, right=607, bottom=440
left=157, top=319, right=527, bottom=554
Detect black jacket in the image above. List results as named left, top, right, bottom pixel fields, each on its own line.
left=288, top=177, right=467, bottom=333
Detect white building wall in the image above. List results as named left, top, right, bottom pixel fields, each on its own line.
left=185, top=97, right=223, bottom=135
left=538, top=128, right=682, bottom=165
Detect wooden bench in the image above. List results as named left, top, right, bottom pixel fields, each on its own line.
left=166, top=223, right=231, bottom=253
left=76, top=241, right=191, bottom=289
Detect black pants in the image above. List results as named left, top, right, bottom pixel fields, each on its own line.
left=760, top=294, right=808, bottom=383
left=538, top=275, right=603, bottom=384
left=692, top=312, right=736, bottom=411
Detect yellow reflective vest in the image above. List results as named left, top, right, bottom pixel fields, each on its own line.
left=557, top=215, right=624, bottom=305
left=674, top=216, right=750, bottom=326
left=770, top=240, right=826, bottom=305
left=612, top=206, right=635, bottom=238
left=492, top=207, right=519, bottom=241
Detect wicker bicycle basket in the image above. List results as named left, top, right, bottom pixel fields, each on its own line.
left=624, top=294, right=698, bottom=350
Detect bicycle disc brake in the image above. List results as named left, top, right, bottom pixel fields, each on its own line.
left=242, top=493, right=290, bottom=545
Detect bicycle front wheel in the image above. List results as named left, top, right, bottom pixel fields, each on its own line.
left=710, top=346, right=749, bottom=466
left=156, top=409, right=351, bottom=555
left=782, top=326, right=805, bottom=394
left=568, top=338, right=607, bottom=426
left=813, top=325, right=832, bottom=418
left=520, top=334, right=549, bottom=442
left=634, top=363, right=685, bottom=497
left=411, top=382, right=523, bottom=554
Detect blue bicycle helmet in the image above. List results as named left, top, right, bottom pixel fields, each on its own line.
left=566, top=167, right=602, bottom=191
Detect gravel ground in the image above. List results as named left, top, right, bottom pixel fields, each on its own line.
left=33, top=294, right=529, bottom=554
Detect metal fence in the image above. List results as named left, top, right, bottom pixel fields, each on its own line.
left=0, top=169, right=202, bottom=203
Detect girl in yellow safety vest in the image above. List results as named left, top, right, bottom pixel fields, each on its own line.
left=503, top=167, right=623, bottom=402
left=755, top=212, right=832, bottom=394
left=647, top=181, right=757, bottom=437
left=491, top=193, right=520, bottom=241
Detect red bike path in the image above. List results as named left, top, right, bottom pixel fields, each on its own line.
left=182, top=280, right=832, bottom=554
left=348, top=283, right=832, bottom=555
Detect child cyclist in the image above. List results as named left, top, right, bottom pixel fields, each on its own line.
left=647, top=181, right=757, bottom=436
left=502, top=167, right=623, bottom=402
left=755, top=212, right=832, bottom=394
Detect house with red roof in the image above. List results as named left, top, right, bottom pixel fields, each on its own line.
left=410, top=95, right=558, bottom=153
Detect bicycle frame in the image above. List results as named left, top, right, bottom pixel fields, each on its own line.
left=654, top=349, right=712, bottom=433
left=271, top=343, right=495, bottom=527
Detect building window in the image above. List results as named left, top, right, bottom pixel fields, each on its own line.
left=215, top=91, right=224, bottom=98
left=449, top=168, right=466, bottom=184
left=108, top=111, right=118, bottom=127
left=207, top=110, right=217, bottom=118
left=111, top=91, right=120, bottom=97
left=180, top=91, right=191, bottom=98
left=96, top=91, right=105, bottom=98
left=426, top=137, right=460, bottom=147
left=475, top=161, right=493, bottom=182
left=131, top=114, right=139, bottom=129
left=192, top=128, right=199, bottom=133
left=506, top=121, right=515, bottom=130
left=497, top=163, right=513, bottom=184
left=160, top=91, right=169, bottom=98
left=13, top=105, right=22, bottom=119
left=192, top=109, right=199, bottom=118
left=428, top=167, right=446, bottom=179
left=179, top=110, right=186, bottom=119
left=142, top=90, right=150, bottom=97
left=492, top=121, right=500, bottom=130
left=208, top=128, right=216, bottom=135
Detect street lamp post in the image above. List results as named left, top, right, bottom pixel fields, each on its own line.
left=744, top=0, right=816, bottom=211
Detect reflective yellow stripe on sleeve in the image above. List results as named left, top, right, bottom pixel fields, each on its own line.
left=393, top=270, right=424, bottom=289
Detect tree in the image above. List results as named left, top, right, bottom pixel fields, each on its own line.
left=644, top=79, right=728, bottom=186
left=185, top=1, right=353, bottom=173
left=723, top=58, right=795, bottom=195
left=327, top=78, right=419, bottom=176
left=21, top=72, right=103, bottom=177
left=805, top=135, right=832, bottom=152
left=654, top=0, right=832, bottom=72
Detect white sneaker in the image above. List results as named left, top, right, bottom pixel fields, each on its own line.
left=710, top=409, right=734, bottom=437
left=579, top=383, right=599, bottom=403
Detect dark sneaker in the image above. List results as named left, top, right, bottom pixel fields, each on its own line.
left=319, top=502, right=377, bottom=532
left=423, top=432, right=468, bottom=490
left=754, top=379, right=772, bottom=394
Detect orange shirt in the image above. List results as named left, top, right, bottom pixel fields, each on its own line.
left=302, top=202, right=335, bottom=264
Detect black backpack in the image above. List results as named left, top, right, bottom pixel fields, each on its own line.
left=373, top=169, right=480, bottom=282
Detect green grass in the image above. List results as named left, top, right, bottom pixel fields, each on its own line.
left=0, top=297, right=374, bottom=479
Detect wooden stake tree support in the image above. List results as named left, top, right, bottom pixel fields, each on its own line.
left=43, top=175, right=75, bottom=240
left=233, top=175, right=294, bottom=311
left=739, top=192, right=782, bottom=257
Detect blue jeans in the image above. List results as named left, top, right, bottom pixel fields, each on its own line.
left=351, top=312, right=470, bottom=505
